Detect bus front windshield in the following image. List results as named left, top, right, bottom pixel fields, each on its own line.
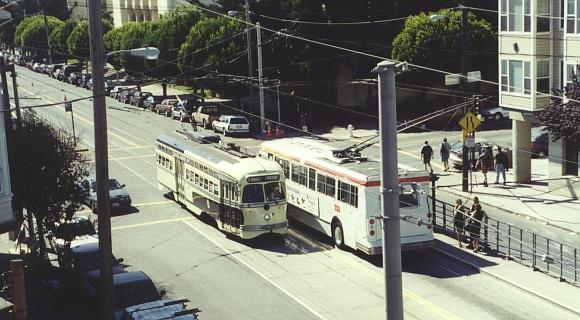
left=265, top=182, right=285, bottom=202
left=242, top=184, right=265, bottom=203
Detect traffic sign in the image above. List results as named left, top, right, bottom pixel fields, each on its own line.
left=458, top=111, right=481, bottom=133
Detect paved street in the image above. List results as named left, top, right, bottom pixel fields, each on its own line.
left=10, top=66, right=580, bottom=320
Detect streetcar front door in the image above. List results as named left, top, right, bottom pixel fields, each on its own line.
left=174, top=158, right=185, bottom=203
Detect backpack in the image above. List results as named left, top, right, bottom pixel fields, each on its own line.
left=440, top=143, right=448, bottom=155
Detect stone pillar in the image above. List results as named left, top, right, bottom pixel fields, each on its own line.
left=512, top=119, right=532, bottom=182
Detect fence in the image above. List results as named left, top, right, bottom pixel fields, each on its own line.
left=430, top=196, right=579, bottom=286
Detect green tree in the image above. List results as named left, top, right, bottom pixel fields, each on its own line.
left=18, top=16, right=64, bottom=54
left=67, top=19, right=112, bottom=61
left=391, top=9, right=495, bottom=70
left=178, top=16, right=244, bottom=75
left=104, top=21, right=159, bottom=74
left=11, top=117, right=90, bottom=261
left=14, top=16, right=43, bottom=46
left=143, top=6, right=202, bottom=77
left=49, top=19, right=78, bottom=54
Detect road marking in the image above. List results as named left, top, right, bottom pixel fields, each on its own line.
left=18, top=86, right=138, bottom=147
left=332, top=250, right=462, bottom=320
left=112, top=217, right=194, bottom=231
left=397, top=149, right=446, bottom=170
left=110, top=145, right=152, bottom=151
left=85, top=154, right=156, bottom=163
left=181, top=219, right=329, bottom=320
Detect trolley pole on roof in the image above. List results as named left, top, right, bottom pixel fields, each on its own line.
left=374, top=60, right=403, bottom=320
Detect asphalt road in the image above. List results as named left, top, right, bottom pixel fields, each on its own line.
left=10, top=66, right=580, bottom=320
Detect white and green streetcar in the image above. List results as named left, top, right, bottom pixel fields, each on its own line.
left=156, top=134, right=288, bottom=239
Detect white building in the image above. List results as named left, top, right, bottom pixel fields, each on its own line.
left=499, top=0, right=580, bottom=197
left=68, top=0, right=114, bottom=20
left=111, top=0, right=184, bottom=28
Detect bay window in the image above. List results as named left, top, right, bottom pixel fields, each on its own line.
left=501, top=0, right=550, bottom=32
left=501, top=59, right=531, bottom=94
left=537, top=0, right=550, bottom=32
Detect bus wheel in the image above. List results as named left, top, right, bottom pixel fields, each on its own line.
left=332, top=220, right=345, bottom=249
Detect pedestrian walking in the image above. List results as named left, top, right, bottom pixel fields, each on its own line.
left=190, top=115, right=198, bottom=132
left=476, top=147, right=493, bottom=187
left=494, top=146, right=509, bottom=185
left=440, top=138, right=451, bottom=171
left=453, top=199, right=468, bottom=247
left=466, top=203, right=486, bottom=252
left=420, top=141, right=434, bottom=173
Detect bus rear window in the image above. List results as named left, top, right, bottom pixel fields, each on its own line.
left=399, top=184, right=419, bottom=207
left=242, top=184, right=264, bottom=203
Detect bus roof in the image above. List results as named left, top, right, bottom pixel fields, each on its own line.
left=261, top=138, right=429, bottom=186
left=157, top=135, right=283, bottom=182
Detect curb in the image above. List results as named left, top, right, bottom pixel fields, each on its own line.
left=434, top=247, right=580, bottom=317
left=437, top=187, right=580, bottom=236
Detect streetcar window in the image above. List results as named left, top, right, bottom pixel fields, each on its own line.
left=225, top=184, right=230, bottom=199
left=399, top=184, right=419, bottom=208
left=291, top=164, right=307, bottom=186
left=308, top=169, right=316, bottom=190
left=242, top=184, right=264, bottom=203
left=316, top=173, right=336, bottom=198
left=265, top=182, right=285, bottom=201
left=275, top=157, right=290, bottom=179
left=338, top=181, right=358, bottom=207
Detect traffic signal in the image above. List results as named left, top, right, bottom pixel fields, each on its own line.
left=472, top=95, right=482, bottom=114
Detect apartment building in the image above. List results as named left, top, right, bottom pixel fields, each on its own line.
left=111, top=0, right=183, bottom=28
left=499, top=0, right=580, bottom=197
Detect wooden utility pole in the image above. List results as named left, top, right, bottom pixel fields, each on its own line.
left=87, top=1, right=114, bottom=319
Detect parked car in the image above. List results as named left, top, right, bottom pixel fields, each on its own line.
left=171, top=103, right=191, bottom=122
left=117, top=87, right=138, bottom=104
left=212, top=115, right=250, bottom=136
left=59, top=64, right=81, bottom=81
left=142, top=95, right=163, bottom=111
left=80, top=177, right=132, bottom=213
left=68, top=72, right=83, bottom=86
left=156, top=99, right=179, bottom=116
left=191, top=105, right=221, bottom=129
left=129, top=91, right=152, bottom=107
left=81, top=73, right=92, bottom=88
left=482, top=105, right=509, bottom=121
left=531, top=128, right=549, bottom=158
left=109, top=86, right=127, bottom=99
left=48, top=216, right=97, bottom=255
left=32, top=62, right=42, bottom=72
left=52, top=64, right=65, bottom=78
left=120, top=299, right=199, bottom=320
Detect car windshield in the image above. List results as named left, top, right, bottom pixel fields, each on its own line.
left=242, top=184, right=265, bottom=203
left=114, top=280, right=160, bottom=309
left=265, top=182, right=285, bottom=201
left=90, top=179, right=122, bottom=191
left=230, top=117, right=248, bottom=124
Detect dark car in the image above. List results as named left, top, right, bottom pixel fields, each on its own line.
left=68, top=72, right=83, bottom=86
left=81, top=73, right=92, bottom=88
left=60, top=64, right=81, bottom=81
left=118, top=88, right=138, bottom=104
left=129, top=91, right=152, bottom=107
left=142, top=95, right=164, bottom=111
left=531, top=131, right=549, bottom=158
left=80, top=177, right=132, bottom=213
left=106, top=272, right=166, bottom=320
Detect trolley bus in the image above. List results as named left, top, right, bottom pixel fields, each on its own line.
left=156, top=134, right=288, bottom=239
left=260, top=137, right=434, bottom=254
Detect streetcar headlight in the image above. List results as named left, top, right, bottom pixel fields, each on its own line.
left=263, top=213, right=271, bottom=221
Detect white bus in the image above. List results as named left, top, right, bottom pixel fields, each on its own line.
left=156, top=135, right=288, bottom=239
left=260, top=138, right=434, bottom=254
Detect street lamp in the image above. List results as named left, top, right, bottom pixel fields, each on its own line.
left=106, top=47, right=160, bottom=60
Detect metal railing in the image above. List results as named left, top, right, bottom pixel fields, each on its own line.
left=430, top=196, right=579, bottom=286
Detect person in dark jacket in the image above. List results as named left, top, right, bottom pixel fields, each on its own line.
left=494, top=146, right=509, bottom=185
left=420, top=141, right=434, bottom=173
left=453, top=199, right=468, bottom=247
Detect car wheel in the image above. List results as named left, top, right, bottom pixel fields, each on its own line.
left=332, top=219, right=346, bottom=249
left=223, top=128, right=227, bottom=137
left=166, top=111, right=170, bottom=117
left=493, top=113, right=503, bottom=121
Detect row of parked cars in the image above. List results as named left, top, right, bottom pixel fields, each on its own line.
left=46, top=215, right=200, bottom=320
left=108, top=87, right=251, bottom=136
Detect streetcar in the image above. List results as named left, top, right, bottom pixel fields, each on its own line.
left=156, top=134, right=288, bottom=239
left=260, top=137, right=434, bottom=254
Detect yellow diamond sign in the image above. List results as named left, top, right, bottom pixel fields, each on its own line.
left=458, top=111, right=481, bottom=133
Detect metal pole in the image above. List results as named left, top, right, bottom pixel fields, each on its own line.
left=277, top=81, right=281, bottom=125
left=461, top=0, right=469, bottom=192
left=375, top=60, right=403, bottom=320
left=257, top=22, right=265, bottom=133
left=70, top=107, right=76, bottom=141
left=87, top=1, right=113, bottom=319
left=10, top=67, right=21, bottom=127
left=40, top=0, right=53, bottom=64
left=245, top=0, right=253, bottom=114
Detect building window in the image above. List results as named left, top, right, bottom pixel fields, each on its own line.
left=537, top=0, right=550, bottom=32
left=501, top=59, right=531, bottom=94
left=509, top=0, right=524, bottom=31
left=537, top=61, right=550, bottom=94
left=568, top=0, right=576, bottom=32
left=501, top=0, right=508, bottom=31
left=566, top=64, right=576, bottom=88
left=338, top=181, right=358, bottom=207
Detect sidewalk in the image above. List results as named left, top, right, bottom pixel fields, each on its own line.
left=434, top=234, right=580, bottom=317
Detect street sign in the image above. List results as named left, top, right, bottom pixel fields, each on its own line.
left=458, top=111, right=481, bottom=133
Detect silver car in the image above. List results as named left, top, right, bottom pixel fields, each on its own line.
left=80, top=177, right=132, bottom=213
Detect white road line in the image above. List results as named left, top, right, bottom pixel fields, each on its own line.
left=181, top=219, right=328, bottom=320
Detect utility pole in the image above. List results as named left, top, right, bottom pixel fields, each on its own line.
left=375, top=60, right=403, bottom=320
left=256, top=22, right=265, bottom=133
left=87, top=1, right=113, bottom=319
left=40, top=0, right=53, bottom=64
left=460, top=0, right=470, bottom=192
left=244, top=0, right=254, bottom=114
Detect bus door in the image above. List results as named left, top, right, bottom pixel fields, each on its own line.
left=219, top=182, right=240, bottom=233
left=174, top=158, right=185, bottom=202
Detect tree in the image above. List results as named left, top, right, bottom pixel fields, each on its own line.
left=10, top=117, right=90, bottom=261
left=104, top=21, right=159, bottom=74
left=18, top=16, right=64, bottom=54
left=177, top=16, right=245, bottom=75
left=49, top=19, right=78, bottom=55
left=537, top=68, right=580, bottom=147
left=143, top=6, right=202, bottom=78
left=67, top=19, right=112, bottom=61
left=391, top=9, right=495, bottom=71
